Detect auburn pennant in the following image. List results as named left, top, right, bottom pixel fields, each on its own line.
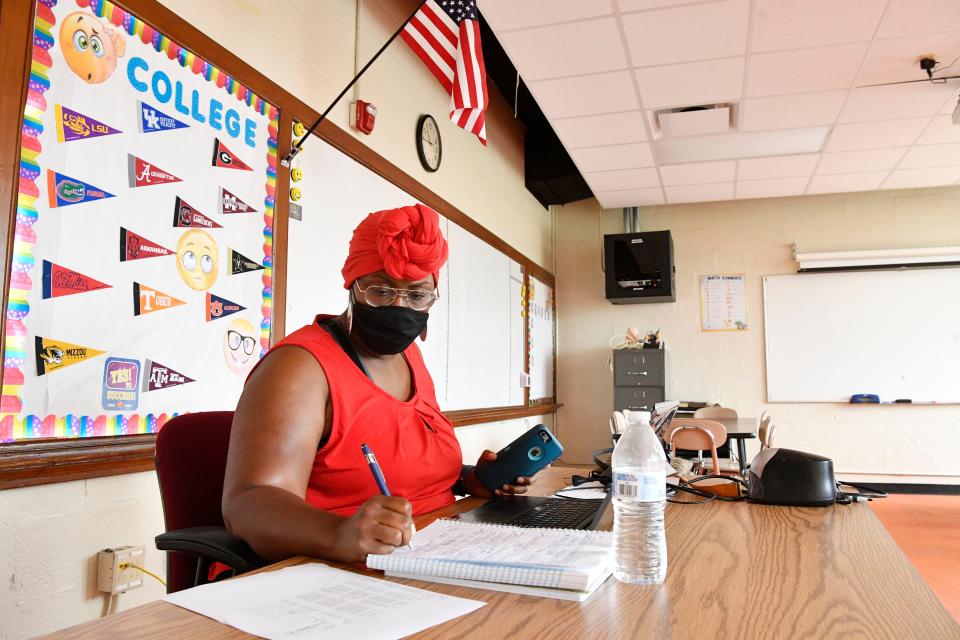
left=35, top=336, right=105, bottom=376
left=42, top=260, right=111, bottom=299
left=212, top=139, right=252, bottom=171
left=218, top=186, right=256, bottom=214
left=142, top=359, right=195, bottom=392
left=133, top=282, right=186, bottom=316
left=55, top=104, right=122, bottom=142
left=46, top=170, right=115, bottom=208
left=120, top=228, right=173, bottom=261
left=127, top=155, right=181, bottom=188
left=173, top=197, right=222, bottom=229
left=228, top=249, right=264, bottom=275
left=137, top=100, right=189, bottom=133
left=205, top=292, right=246, bottom=321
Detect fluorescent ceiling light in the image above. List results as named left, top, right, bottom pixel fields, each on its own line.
left=795, top=245, right=960, bottom=271
left=653, top=127, right=829, bottom=164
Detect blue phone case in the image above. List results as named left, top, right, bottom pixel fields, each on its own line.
left=474, top=424, right=563, bottom=491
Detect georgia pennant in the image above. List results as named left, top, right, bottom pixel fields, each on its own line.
left=212, top=139, right=252, bottom=171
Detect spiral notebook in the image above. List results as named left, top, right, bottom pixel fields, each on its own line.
left=366, top=519, right=614, bottom=601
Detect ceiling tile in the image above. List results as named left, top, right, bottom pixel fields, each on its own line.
left=826, top=118, right=931, bottom=151
left=740, top=91, right=847, bottom=131
left=635, top=57, right=744, bottom=109
left=747, top=43, right=868, bottom=97
left=570, top=143, right=655, bottom=171
left=665, top=182, right=735, bottom=203
left=876, top=0, right=960, bottom=38
left=584, top=167, right=661, bottom=191
left=527, top=71, right=639, bottom=119
left=659, top=161, right=736, bottom=185
left=737, top=154, right=819, bottom=179
left=617, top=0, right=707, bottom=10
left=551, top=112, right=648, bottom=149
left=941, top=94, right=959, bottom=115
left=622, top=0, right=749, bottom=67
left=857, top=33, right=960, bottom=86
left=751, top=0, right=887, bottom=53
left=816, top=148, right=907, bottom=175
left=736, top=177, right=809, bottom=199
left=897, top=143, right=960, bottom=169
left=882, top=166, right=960, bottom=189
left=596, top=187, right=666, bottom=208
left=807, top=171, right=888, bottom=194
left=498, top=18, right=628, bottom=81
left=839, top=82, right=957, bottom=122
left=478, top=0, right=614, bottom=31
left=917, top=116, right=960, bottom=145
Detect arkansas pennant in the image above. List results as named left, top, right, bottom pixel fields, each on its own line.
left=120, top=228, right=173, bottom=262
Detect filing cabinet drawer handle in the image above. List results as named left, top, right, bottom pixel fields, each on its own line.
left=626, top=371, right=648, bottom=376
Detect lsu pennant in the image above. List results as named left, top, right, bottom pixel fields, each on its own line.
left=35, top=336, right=105, bottom=376
left=55, top=104, right=122, bottom=142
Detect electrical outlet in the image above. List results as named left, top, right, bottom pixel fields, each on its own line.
left=97, top=545, right=145, bottom=595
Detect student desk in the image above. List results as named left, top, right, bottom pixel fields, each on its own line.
left=39, top=467, right=959, bottom=640
left=715, top=417, right=758, bottom=475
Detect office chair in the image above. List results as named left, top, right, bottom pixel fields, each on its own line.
left=693, top=406, right=738, bottom=420
left=154, top=411, right=265, bottom=593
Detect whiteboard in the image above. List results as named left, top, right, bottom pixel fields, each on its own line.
left=763, top=269, right=960, bottom=403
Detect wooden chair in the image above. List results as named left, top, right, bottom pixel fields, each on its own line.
left=693, top=406, right=738, bottom=419
left=758, top=412, right=773, bottom=449
left=663, top=419, right=727, bottom=474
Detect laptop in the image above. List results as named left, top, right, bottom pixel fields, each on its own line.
left=453, top=492, right=611, bottom=530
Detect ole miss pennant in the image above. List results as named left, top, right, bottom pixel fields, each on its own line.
left=212, top=139, right=252, bottom=171
left=173, top=197, right=221, bottom=229
left=42, top=260, right=111, bottom=299
left=120, top=228, right=173, bottom=262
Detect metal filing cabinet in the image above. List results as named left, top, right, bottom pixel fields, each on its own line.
left=612, top=349, right=665, bottom=412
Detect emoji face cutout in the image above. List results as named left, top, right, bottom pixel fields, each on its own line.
left=176, top=229, right=218, bottom=290
left=223, top=318, right=258, bottom=374
left=60, top=12, right=126, bottom=84
left=290, top=168, right=303, bottom=182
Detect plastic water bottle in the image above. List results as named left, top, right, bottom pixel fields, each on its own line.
left=612, top=410, right=668, bottom=584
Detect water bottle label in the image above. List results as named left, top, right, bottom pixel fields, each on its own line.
left=613, top=471, right=666, bottom=502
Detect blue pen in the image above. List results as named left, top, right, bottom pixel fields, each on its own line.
left=361, top=443, right=415, bottom=549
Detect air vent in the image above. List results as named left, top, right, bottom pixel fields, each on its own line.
left=656, top=104, right=733, bottom=138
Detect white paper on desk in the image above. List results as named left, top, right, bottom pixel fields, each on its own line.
left=164, top=563, right=485, bottom=640
left=554, top=481, right=608, bottom=500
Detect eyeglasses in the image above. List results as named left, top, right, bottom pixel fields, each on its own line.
left=355, top=283, right=438, bottom=311
left=227, top=330, right=256, bottom=355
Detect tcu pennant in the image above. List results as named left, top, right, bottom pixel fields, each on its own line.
left=55, top=104, right=122, bottom=142
left=133, top=282, right=185, bottom=316
left=219, top=186, right=256, bottom=214
left=205, top=292, right=246, bottom=321
left=35, top=336, right=105, bottom=376
left=120, top=228, right=173, bottom=261
left=173, top=197, right=222, bottom=228
left=46, top=170, right=115, bottom=208
left=127, top=155, right=181, bottom=188
left=138, top=101, right=189, bottom=133
left=42, top=260, right=111, bottom=299
left=229, top=248, right=264, bottom=275
left=142, top=359, right=195, bottom=392
left=212, top=139, right=252, bottom=171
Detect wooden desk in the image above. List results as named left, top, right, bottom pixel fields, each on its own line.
left=40, top=467, right=959, bottom=640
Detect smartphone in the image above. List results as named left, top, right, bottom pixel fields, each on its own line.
left=474, top=424, right=563, bottom=492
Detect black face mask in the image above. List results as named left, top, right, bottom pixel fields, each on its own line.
left=351, top=303, right=428, bottom=355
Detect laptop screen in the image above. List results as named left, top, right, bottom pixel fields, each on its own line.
left=650, top=400, right=679, bottom=437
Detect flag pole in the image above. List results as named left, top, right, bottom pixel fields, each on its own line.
left=280, top=0, right=428, bottom=167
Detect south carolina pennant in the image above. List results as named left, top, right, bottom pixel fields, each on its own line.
left=46, top=170, right=115, bottom=208
left=133, top=282, right=186, bottom=316
left=128, top=155, right=181, bottom=188
left=173, top=197, right=221, bottom=229
left=229, top=249, right=264, bottom=275
left=205, top=292, right=246, bottom=321
left=120, top=228, right=173, bottom=262
left=42, top=260, right=111, bottom=299
left=55, top=104, right=122, bottom=142
left=35, top=336, right=105, bottom=376
left=212, top=139, right=252, bottom=171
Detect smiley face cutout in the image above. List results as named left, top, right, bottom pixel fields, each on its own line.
left=223, top=318, right=258, bottom=374
left=60, top=12, right=126, bottom=84
left=176, top=229, right=219, bottom=291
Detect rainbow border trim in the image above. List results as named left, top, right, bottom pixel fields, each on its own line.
left=0, top=0, right=278, bottom=442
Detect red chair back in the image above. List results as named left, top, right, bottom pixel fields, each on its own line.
left=154, top=411, right=234, bottom=593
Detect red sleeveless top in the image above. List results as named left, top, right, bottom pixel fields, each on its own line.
left=264, top=316, right=461, bottom=516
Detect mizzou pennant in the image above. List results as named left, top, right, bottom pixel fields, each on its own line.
left=46, top=170, right=115, bottom=208
left=127, top=155, right=181, bottom=188
left=35, top=336, right=105, bottom=376
left=173, top=197, right=221, bottom=229
left=219, top=186, right=256, bottom=214
left=142, top=359, right=195, bottom=392
left=120, top=228, right=173, bottom=262
left=133, top=282, right=185, bottom=316
left=42, top=260, right=111, bottom=299
left=205, top=292, right=246, bottom=321
left=55, top=104, right=122, bottom=142
left=212, top=139, right=252, bottom=171
left=229, top=249, right=264, bottom=275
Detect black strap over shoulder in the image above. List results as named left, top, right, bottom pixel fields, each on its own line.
left=316, top=317, right=372, bottom=380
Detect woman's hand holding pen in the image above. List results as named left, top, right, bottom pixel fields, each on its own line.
left=330, top=496, right=414, bottom=561
left=462, top=450, right=534, bottom=498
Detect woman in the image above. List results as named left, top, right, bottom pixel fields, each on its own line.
left=222, top=204, right=530, bottom=562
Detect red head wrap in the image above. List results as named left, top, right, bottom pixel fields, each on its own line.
left=341, top=203, right=449, bottom=289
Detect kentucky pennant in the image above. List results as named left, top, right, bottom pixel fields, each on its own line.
left=46, top=170, right=115, bottom=208
left=205, top=292, right=246, bottom=321
left=219, top=186, right=256, bottom=214
left=133, top=282, right=186, bottom=316
left=120, top=227, right=173, bottom=262
left=137, top=100, right=189, bottom=134
left=142, top=359, right=195, bottom=392
left=229, top=248, right=264, bottom=275
left=128, top=154, right=181, bottom=188
left=35, top=336, right=105, bottom=376
left=55, top=104, right=122, bottom=142
left=212, top=138, right=252, bottom=171
left=42, top=260, right=111, bottom=299
left=173, top=197, right=221, bottom=229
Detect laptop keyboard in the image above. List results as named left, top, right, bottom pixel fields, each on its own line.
left=506, top=498, right=605, bottom=529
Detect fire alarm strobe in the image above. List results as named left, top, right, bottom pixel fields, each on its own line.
left=350, top=100, right=377, bottom=135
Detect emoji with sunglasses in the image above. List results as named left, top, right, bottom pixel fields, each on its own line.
left=223, top=318, right=258, bottom=374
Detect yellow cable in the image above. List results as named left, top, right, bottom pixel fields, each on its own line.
left=119, top=563, right=167, bottom=587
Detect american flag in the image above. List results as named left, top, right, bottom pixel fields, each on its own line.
left=401, top=0, right=489, bottom=145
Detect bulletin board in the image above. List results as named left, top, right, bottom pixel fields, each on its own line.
left=527, top=275, right=555, bottom=402
left=0, top=0, right=278, bottom=441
